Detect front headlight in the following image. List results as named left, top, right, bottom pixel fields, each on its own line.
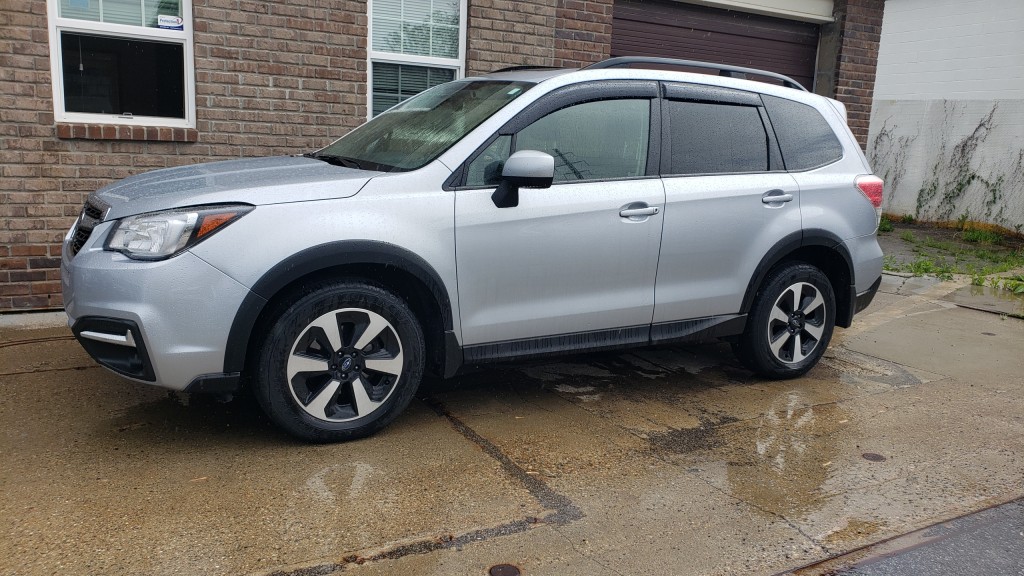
left=105, top=205, right=253, bottom=260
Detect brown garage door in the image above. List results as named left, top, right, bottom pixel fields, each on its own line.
left=612, top=0, right=820, bottom=90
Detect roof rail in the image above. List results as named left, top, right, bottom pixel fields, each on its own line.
left=584, top=57, right=808, bottom=91
left=492, top=65, right=562, bottom=73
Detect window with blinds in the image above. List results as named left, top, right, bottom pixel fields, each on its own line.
left=48, top=0, right=194, bottom=127
left=372, top=63, right=454, bottom=116
left=369, top=0, right=464, bottom=117
left=59, top=0, right=183, bottom=28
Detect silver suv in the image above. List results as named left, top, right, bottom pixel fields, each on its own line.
left=62, top=58, right=884, bottom=442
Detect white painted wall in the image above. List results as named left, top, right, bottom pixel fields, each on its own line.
left=868, top=0, right=1024, bottom=229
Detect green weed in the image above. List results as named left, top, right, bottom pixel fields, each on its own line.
left=961, top=228, right=1003, bottom=244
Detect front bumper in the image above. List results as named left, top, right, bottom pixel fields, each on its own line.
left=62, top=221, right=252, bottom=391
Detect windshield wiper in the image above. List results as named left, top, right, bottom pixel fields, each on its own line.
left=304, top=152, right=365, bottom=170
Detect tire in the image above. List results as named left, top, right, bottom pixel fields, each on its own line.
left=254, top=281, right=425, bottom=442
left=735, top=262, right=836, bottom=379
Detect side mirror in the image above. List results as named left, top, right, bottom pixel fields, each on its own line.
left=492, top=150, right=554, bottom=208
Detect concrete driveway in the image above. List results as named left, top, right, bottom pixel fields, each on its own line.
left=2, top=275, right=1023, bottom=576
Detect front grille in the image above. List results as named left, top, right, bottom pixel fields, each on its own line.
left=69, top=199, right=108, bottom=258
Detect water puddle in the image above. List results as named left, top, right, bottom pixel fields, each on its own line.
left=943, top=284, right=1024, bottom=318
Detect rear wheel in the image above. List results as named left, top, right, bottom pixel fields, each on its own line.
left=735, top=262, right=835, bottom=379
left=254, top=281, right=425, bottom=442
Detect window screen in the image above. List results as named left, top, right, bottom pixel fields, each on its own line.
left=61, top=32, right=185, bottom=119
left=666, top=101, right=768, bottom=175
left=762, top=95, right=844, bottom=171
left=515, top=99, right=650, bottom=183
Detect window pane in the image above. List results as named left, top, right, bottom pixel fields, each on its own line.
left=666, top=101, right=768, bottom=175
left=516, top=99, right=650, bottom=182
left=372, top=0, right=461, bottom=59
left=146, top=0, right=183, bottom=28
left=103, top=0, right=143, bottom=26
left=762, top=95, right=844, bottom=171
left=59, top=0, right=182, bottom=28
left=61, top=32, right=185, bottom=119
left=60, top=0, right=101, bottom=23
left=465, top=135, right=512, bottom=187
left=372, top=62, right=454, bottom=116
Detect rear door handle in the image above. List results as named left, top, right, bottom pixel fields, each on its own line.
left=619, top=205, right=660, bottom=218
left=762, top=190, right=794, bottom=205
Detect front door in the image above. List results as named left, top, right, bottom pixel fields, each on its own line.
left=455, top=95, right=664, bottom=348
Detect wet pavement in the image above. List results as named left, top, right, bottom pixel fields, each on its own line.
left=2, top=275, right=1024, bottom=575
left=790, top=498, right=1024, bottom=575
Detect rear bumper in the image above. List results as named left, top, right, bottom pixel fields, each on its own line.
left=854, top=275, right=882, bottom=314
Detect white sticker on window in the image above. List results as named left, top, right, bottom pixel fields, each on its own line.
left=157, top=15, right=184, bottom=30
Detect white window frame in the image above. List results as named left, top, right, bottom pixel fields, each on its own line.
left=366, top=0, right=468, bottom=119
left=46, top=0, right=196, bottom=129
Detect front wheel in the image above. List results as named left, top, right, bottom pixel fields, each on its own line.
left=254, top=281, right=425, bottom=442
left=735, top=262, right=836, bottom=379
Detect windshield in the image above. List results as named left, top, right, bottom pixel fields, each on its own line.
left=313, top=80, right=534, bottom=172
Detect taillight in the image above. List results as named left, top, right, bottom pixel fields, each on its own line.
left=856, top=175, right=884, bottom=224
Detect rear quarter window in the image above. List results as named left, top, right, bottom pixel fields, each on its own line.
left=762, top=95, right=844, bottom=171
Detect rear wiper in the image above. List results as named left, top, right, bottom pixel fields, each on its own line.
left=304, top=152, right=365, bottom=170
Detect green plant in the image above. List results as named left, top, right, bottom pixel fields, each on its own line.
left=900, top=230, right=916, bottom=242
left=900, top=214, right=916, bottom=224
left=878, top=215, right=894, bottom=232
left=971, top=273, right=985, bottom=286
left=961, top=228, right=1002, bottom=244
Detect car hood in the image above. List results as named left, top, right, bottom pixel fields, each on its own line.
left=92, top=156, right=379, bottom=220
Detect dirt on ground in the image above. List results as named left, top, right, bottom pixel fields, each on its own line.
left=877, top=219, right=1024, bottom=279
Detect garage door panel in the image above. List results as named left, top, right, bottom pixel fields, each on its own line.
left=615, top=2, right=818, bottom=44
left=612, top=0, right=820, bottom=90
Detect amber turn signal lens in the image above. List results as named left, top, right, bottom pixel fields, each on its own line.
left=196, top=212, right=238, bottom=238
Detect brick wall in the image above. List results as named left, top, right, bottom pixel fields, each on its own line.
left=0, top=0, right=367, bottom=311
left=466, top=0, right=556, bottom=74
left=831, top=0, right=884, bottom=148
left=465, top=0, right=612, bottom=74
left=554, top=0, right=613, bottom=68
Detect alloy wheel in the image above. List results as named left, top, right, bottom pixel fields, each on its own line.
left=286, top=308, right=404, bottom=422
left=766, top=281, right=828, bottom=364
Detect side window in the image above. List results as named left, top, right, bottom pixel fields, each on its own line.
left=666, top=100, right=768, bottom=175
left=762, top=95, right=844, bottom=171
left=517, top=99, right=650, bottom=183
left=465, top=135, right=512, bottom=187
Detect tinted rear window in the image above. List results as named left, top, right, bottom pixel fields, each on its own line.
left=666, top=101, right=768, bottom=175
left=762, top=95, right=844, bottom=171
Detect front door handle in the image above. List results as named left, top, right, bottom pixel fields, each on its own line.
left=762, top=189, right=794, bottom=205
left=619, top=204, right=660, bottom=219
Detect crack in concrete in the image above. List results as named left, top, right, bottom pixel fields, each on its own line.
left=549, top=524, right=627, bottom=576
left=265, top=396, right=584, bottom=576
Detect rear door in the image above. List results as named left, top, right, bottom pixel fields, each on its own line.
left=454, top=82, right=665, bottom=348
left=652, top=83, right=801, bottom=332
